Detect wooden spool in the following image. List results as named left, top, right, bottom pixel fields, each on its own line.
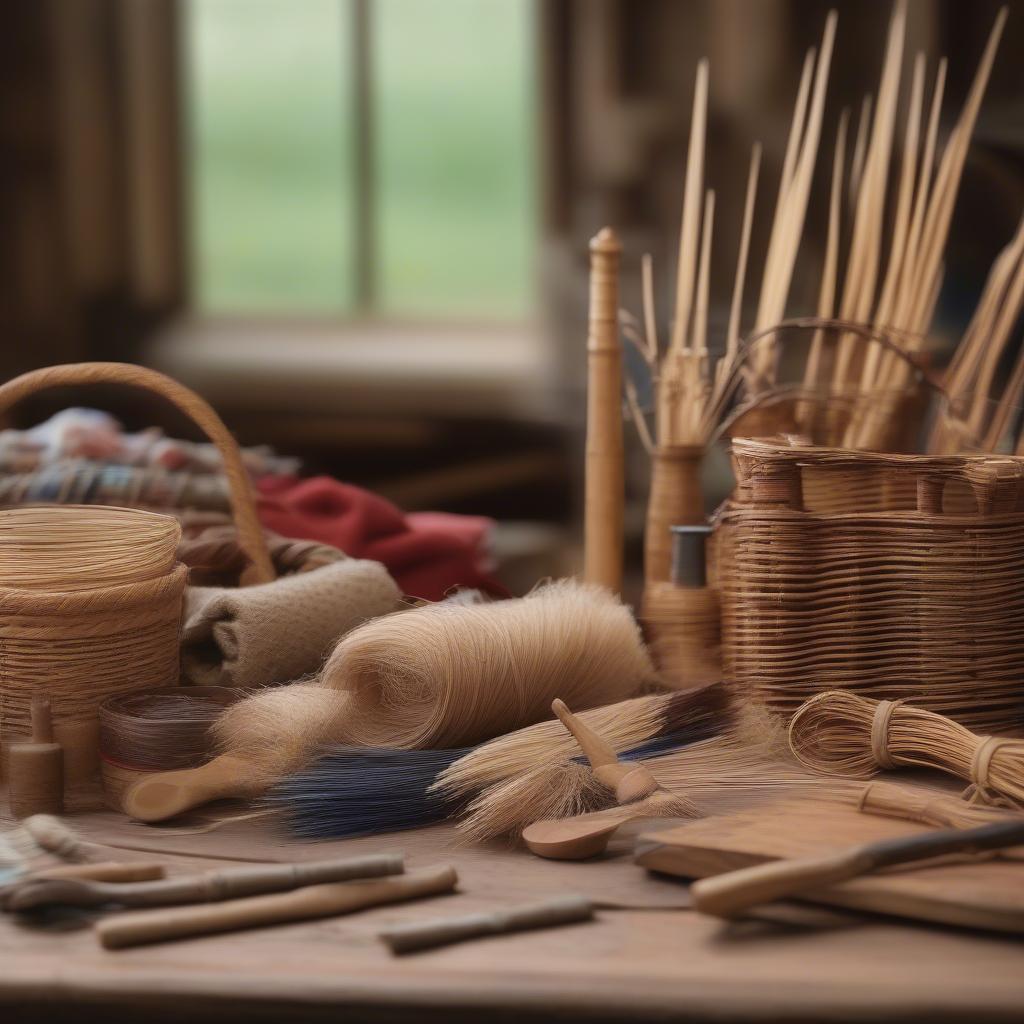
left=0, top=363, right=275, bottom=778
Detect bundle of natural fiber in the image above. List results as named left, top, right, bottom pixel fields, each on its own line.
left=322, top=579, right=654, bottom=749
left=789, top=690, right=1024, bottom=808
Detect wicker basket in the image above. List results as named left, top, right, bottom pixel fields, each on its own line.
left=0, top=362, right=275, bottom=777
left=717, top=437, right=1024, bottom=732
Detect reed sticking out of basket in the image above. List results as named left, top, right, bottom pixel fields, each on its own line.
left=622, top=1, right=1011, bottom=516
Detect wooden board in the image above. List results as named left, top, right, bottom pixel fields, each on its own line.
left=636, top=796, right=1024, bottom=932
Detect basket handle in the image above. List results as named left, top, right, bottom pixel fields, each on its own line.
left=0, top=362, right=275, bottom=584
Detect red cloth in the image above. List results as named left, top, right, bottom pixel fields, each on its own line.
left=256, top=476, right=504, bottom=601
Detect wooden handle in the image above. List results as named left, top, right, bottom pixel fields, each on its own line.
left=380, top=895, right=594, bottom=954
left=552, top=699, right=658, bottom=799
left=0, top=363, right=273, bottom=584
left=8, top=852, right=404, bottom=911
left=97, top=865, right=458, bottom=949
left=583, top=227, right=624, bottom=594
left=22, top=814, right=106, bottom=862
left=34, top=861, right=166, bottom=882
left=552, top=699, right=619, bottom=769
left=123, top=754, right=258, bottom=822
left=690, top=850, right=872, bottom=918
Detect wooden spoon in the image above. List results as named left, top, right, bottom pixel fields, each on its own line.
left=123, top=754, right=259, bottom=823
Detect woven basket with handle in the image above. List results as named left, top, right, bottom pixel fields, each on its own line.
left=0, top=363, right=275, bottom=776
left=717, top=436, right=1024, bottom=732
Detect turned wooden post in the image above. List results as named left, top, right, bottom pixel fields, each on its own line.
left=583, top=227, right=624, bottom=593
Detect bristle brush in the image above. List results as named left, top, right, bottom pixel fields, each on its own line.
left=522, top=700, right=700, bottom=860
left=267, top=687, right=729, bottom=840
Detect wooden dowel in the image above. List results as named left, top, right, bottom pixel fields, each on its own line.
left=670, top=60, right=708, bottom=355
left=33, top=862, right=166, bottom=883
left=379, top=895, right=595, bottom=954
left=724, top=144, right=761, bottom=366
left=96, top=865, right=458, bottom=949
left=7, top=853, right=404, bottom=912
left=583, top=227, right=624, bottom=594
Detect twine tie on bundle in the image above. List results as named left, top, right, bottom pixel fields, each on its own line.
left=965, top=736, right=1016, bottom=808
left=869, top=699, right=903, bottom=770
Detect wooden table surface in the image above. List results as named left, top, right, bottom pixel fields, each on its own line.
left=2, top=791, right=1024, bottom=1024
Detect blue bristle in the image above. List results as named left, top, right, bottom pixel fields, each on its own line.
left=267, top=746, right=470, bottom=839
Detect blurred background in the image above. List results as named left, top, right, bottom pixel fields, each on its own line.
left=2, top=0, right=1023, bottom=591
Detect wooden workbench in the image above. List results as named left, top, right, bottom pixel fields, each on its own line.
left=2, top=792, right=1023, bottom=1024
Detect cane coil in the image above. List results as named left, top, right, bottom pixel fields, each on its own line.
left=719, top=437, right=1024, bottom=731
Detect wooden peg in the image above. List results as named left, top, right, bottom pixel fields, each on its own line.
left=8, top=697, right=64, bottom=818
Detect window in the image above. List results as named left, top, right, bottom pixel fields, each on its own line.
left=186, top=0, right=536, bottom=319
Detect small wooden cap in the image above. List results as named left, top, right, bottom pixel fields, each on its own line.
left=590, top=227, right=621, bottom=255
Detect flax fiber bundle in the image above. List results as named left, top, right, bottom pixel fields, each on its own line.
left=789, top=690, right=1024, bottom=808
left=213, top=580, right=653, bottom=790
left=321, top=579, right=653, bottom=749
left=719, top=438, right=1024, bottom=732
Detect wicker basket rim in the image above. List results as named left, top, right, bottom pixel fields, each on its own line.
left=732, top=437, right=1024, bottom=472
left=0, top=561, right=187, bottom=614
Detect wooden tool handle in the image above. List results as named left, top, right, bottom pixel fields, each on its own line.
left=380, top=895, right=594, bottom=954
left=34, top=862, right=166, bottom=882
left=690, top=850, right=873, bottom=918
left=22, top=814, right=106, bottom=862
left=551, top=699, right=658, bottom=798
left=123, top=754, right=258, bottom=822
left=8, top=853, right=404, bottom=911
left=0, top=363, right=273, bottom=584
left=97, top=865, right=458, bottom=949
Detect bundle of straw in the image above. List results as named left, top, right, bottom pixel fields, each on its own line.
left=789, top=690, right=1024, bottom=808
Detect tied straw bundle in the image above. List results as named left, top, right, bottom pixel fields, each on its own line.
left=789, top=690, right=1024, bottom=809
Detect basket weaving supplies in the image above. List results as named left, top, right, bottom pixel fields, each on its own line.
left=0, top=360, right=281, bottom=785
left=718, top=438, right=1024, bottom=732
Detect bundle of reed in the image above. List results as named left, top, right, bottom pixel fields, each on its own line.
left=0, top=362, right=276, bottom=781
left=825, top=8, right=1006, bottom=450
left=933, top=208, right=1024, bottom=455
left=790, top=691, right=1024, bottom=808
left=718, top=437, right=1024, bottom=732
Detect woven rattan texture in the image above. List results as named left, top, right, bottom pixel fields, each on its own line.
left=718, top=439, right=1024, bottom=731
